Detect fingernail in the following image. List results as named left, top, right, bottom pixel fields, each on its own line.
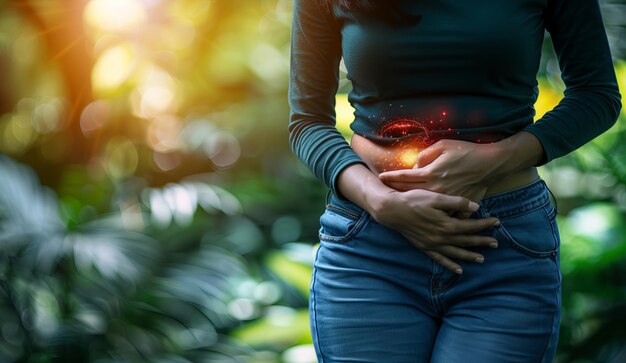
left=475, top=257, right=484, bottom=263
left=493, top=220, right=501, bottom=226
left=469, top=202, right=480, bottom=211
left=455, top=268, right=463, bottom=274
left=489, top=242, right=499, bottom=248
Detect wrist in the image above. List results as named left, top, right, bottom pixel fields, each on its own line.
left=488, top=131, right=545, bottom=178
left=336, top=163, right=396, bottom=218
left=360, top=176, right=396, bottom=220
left=485, top=141, right=517, bottom=181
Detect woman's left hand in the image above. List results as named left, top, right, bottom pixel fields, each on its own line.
left=377, top=139, right=502, bottom=218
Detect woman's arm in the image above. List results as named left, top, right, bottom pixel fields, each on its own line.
left=288, top=0, right=368, bottom=202
left=336, top=162, right=500, bottom=275
left=378, top=0, right=622, bottom=204
left=521, top=0, right=622, bottom=164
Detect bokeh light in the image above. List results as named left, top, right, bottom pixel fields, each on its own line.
left=84, top=0, right=147, bottom=32
left=91, top=44, right=138, bottom=94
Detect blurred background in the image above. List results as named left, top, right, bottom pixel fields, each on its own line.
left=0, top=0, right=625, bottom=362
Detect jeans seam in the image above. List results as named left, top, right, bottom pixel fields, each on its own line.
left=310, top=246, right=325, bottom=363
left=434, top=273, right=461, bottom=295
left=494, top=225, right=556, bottom=258
left=326, top=203, right=363, bottom=220
left=496, top=197, right=551, bottom=221
left=544, top=205, right=560, bottom=250
left=541, top=179, right=559, bottom=215
left=429, top=260, right=443, bottom=314
left=318, top=212, right=370, bottom=243
left=539, top=255, right=560, bottom=362
left=490, top=198, right=558, bottom=258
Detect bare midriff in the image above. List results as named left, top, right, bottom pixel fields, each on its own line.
left=349, top=133, right=539, bottom=198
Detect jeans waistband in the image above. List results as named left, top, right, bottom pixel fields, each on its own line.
left=478, top=177, right=558, bottom=219
left=326, top=177, right=558, bottom=220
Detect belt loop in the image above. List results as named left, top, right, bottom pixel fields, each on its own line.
left=542, top=179, right=559, bottom=215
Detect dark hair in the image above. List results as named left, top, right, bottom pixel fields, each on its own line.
left=321, top=0, right=422, bottom=26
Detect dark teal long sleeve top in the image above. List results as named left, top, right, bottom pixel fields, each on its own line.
left=288, top=0, right=622, bottom=201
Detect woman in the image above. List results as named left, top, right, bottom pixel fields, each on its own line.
left=288, top=0, right=622, bottom=361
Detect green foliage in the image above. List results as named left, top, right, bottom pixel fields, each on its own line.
left=0, top=154, right=263, bottom=362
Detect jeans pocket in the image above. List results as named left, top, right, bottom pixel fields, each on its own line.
left=318, top=202, right=370, bottom=244
left=493, top=199, right=560, bottom=258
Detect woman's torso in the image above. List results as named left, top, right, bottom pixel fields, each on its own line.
left=334, top=0, right=547, bottom=145
left=333, top=0, right=545, bottom=195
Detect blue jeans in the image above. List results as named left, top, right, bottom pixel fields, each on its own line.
left=309, top=177, right=561, bottom=362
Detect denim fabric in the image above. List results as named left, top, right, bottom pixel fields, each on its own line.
left=310, top=177, right=561, bottom=362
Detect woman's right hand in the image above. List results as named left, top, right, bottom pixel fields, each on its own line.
left=369, top=188, right=501, bottom=274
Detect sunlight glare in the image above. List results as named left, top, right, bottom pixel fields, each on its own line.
left=140, top=86, right=175, bottom=118
left=92, top=44, right=137, bottom=94
left=84, top=0, right=147, bottom=32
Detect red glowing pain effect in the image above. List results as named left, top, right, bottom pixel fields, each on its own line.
left=374, top=116, right=444, bottom=170
left=379, top=118, right=434, bottom=144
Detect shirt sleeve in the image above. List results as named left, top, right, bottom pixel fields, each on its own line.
left=288, top=0, right=369, bottom=201
left=522, top=0, right=623, bottom=166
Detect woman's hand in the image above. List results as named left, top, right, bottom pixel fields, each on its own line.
left=342, top=137, right=504, bottom=274
left=378, top=139, right=504, bottom=218
left=369, top=187, right=500, bottom=275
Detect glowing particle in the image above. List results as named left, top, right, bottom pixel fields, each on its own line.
left=379, top=118, right=430, bottom=139
left=399, top=149, right=420, bottom=167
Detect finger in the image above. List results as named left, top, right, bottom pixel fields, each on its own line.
left=423, top=250, right=464, bottom=275
left=446, top=216, right=501, bottom=234
left=421, top=139, right=447, bottom=154
left=455, top=211, right=474, bottom=219
left=381, top=180, right=428, bottom=191
left=448, top=234, right=499, bottom=248
left=416, top=145, right=444, bottom=168
left=434, top=245, right=485, bottom=264
left=378, top=168, right=430, bottom=182
left=430, top=194, right=480, bottom=213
